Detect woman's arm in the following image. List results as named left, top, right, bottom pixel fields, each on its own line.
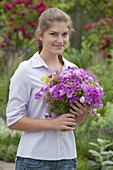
left=9, top=113, right=77, bottom=132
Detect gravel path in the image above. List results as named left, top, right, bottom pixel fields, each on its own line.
left=0, top=161, right=15, bottom=170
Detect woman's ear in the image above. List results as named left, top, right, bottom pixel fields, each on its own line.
left=36, top=30, right=43, bottom=41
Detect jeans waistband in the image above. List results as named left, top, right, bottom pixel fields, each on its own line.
left=16, top=156, right=24, bottom=161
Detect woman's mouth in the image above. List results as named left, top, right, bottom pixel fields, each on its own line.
left=54, top=45, right=64, bottom=49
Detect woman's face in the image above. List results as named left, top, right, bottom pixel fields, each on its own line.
left=38, top=21, right=70, bottom=56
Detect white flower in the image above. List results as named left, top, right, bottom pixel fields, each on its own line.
left=96, top=113, right=101, bottom=118
left=80, top=96, right=85, bottom=103
left=88, top=76, right=94, bottom=82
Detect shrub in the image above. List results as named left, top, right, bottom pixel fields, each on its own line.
left=4, top=145, right=17, bottom=162
left=88, top=138, right=113, bottom=170
left=89, top=58, right=113, bottom=106
left=0, top=54, right=23, bottom=117
left=0, top=0, right=46, bottom=67
left=77, top=156, right=91, bottom=170
left=94, top=102, right=113, bottom=137
left=0, top=118, right=21, bottom=162
left=84, top=17, right=113, bottom=59
left=0, top=144, right=6, bottom=160
left=75, top=120, right=92, bottom=169
left=64, top=44, right=92, bottom=69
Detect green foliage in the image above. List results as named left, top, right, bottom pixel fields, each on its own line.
left=0, top=143, right=17, bottom=162
left=75, top=119, right=92, bottom=169
left=75, top=120, right=91, bottom=157
left=0, top=77, right=6, bottom=118
left=64, top=44, right=92, bottom=69
left=75, top=106, right=113, bottom=169
left=0, top=54, right=23, bottom=117
left=0, top=118, right=21, bottom=162
left=77, top=102, right=113, bottom=142
left=88, top=138, right=113, bottom=170
left=0, top=144, right=6, bottom=160
left=95, top=102, right=113, bottom=137
left=89, top=58, right=113, bottom=105
left=77, top=156, right=91, bottom=170
left=0, top=118, right=21, bottom=145
left=51, top=0, right=75, bottom=11
left=4, top=145, right=17, bottom=162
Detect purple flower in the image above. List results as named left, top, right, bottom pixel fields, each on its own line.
left=35, top=67, right=104, bottom=118
left=96, top=113, right=101, bottom=118
left=59, top=89, right=66, bottom=96
left=35, top=92, right=41, bottom=99
left=18, top=50, right=23, bottom=56
left=45, top=113, right=52, bottom=119
left=48, top=74, right=52, bottom=78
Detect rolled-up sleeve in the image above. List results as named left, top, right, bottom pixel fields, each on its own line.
left=6, top=62, right=31, bottom=127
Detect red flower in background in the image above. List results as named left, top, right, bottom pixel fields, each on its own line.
left=35, top=0, right=46, bottom=13
left=84, top=23, right=96, bottom=30
left=103, top=34, right=111, bottom=43
left=104, top=17, right=112, bottom=23
left=84, top=17, right=113, bottom=59
left=0, top=0, right=46, bottom=57
left=4, top=2, right=12, bottom=10
left=105, top=53, right=112, bottom=59
left=28, top=22, right=36, bottom=28
left=98, top=44, right=109, bottom=51
left=21, top=10, right=26, bottom=17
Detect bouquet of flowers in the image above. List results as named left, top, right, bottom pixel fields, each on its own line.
left=35, top=66, right=104, bottom=118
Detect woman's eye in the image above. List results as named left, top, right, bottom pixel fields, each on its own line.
left=49, top=32, right=69, bottom=37
left=50, top=33, right=56, bottom=36
left=63, top=32, right=68, bottom=36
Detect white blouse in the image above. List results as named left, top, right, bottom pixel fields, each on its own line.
left=6, top=52, right=77, bottom=160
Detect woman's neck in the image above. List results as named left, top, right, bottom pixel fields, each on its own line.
left=40, top=51, right=63, bottom=72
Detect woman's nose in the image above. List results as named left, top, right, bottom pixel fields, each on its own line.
left=56, top=36, right=63, bottom=43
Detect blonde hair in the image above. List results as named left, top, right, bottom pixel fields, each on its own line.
left=35, top=8, right=74, bottom=53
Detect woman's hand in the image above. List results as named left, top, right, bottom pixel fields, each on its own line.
left=70, top=101, right=90, bottom=125
left=51, top=113, right=77, bottom=131
left=51, top=101, right=89, bottom=131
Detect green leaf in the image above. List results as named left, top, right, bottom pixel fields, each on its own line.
left=102, top=161, right=113, bottom=166
left=89, top=142, right=100, bottom=148
left=89, top=149, right=102, bottom=162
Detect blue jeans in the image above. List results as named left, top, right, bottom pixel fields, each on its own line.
left=16, top=157, right=77, bottom=170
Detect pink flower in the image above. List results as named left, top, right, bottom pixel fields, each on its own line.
left=104, top=17, right=112, bottom=23
left=84, top=23, right=96, bottom=30
left=35, top=0, right=46, bottom=12
left=4, top=2, right=12, bottom=10
left=21, top=11, right=26, bottom=17
left=28, top=22, right=35, bottom=28
left=103, top=34, right=111, bottom=43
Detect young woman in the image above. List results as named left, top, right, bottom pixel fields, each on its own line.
left=6, top=8, right=89, bottom=170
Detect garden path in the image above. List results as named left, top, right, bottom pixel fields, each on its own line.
left=0, top=161, right=15, bottom=170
